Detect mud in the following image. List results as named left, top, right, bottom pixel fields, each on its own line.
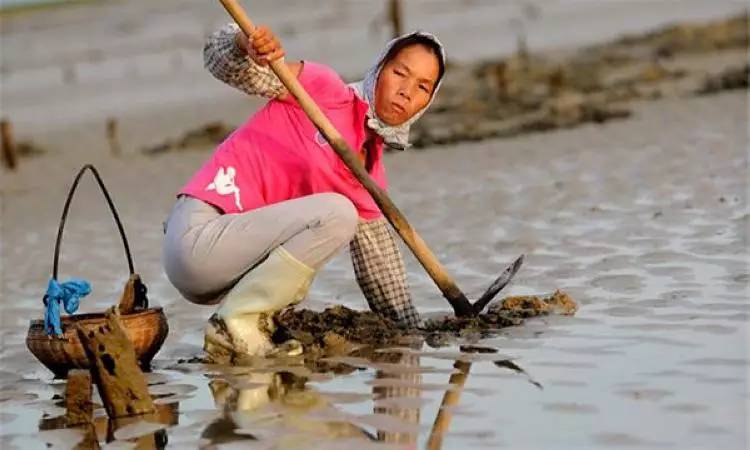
left=131, top=13, right=749, bottom=155
left=1, top=2, right=747, bottom=448
left=272, top=291, right=578, bottom=357
left=410, top=13, right=749, bottom=147
left=697, top=64, right=749, bottom=94
left=141, top=122, right=233, bottom=155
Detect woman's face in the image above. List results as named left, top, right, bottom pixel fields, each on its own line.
left=374, top=44, right=440, bottom=126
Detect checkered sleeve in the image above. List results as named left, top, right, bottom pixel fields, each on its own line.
left=203, top=22, right=286, bottom=99
left=350, top=218, right=421, bottom=327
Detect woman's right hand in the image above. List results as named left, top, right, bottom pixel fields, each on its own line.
left=235, top=25, right=286, bottom=66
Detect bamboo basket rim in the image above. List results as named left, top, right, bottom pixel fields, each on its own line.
left=27, top=306, right=164, bottom=329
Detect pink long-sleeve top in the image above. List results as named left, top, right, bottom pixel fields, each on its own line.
left=180, top=61, right=387, bottom=220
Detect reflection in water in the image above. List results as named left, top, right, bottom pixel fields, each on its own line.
left=199, top=346, right=533, bottom=449
left=372, top=351, right=421, bottom=446
left=426, top=360, right=471, bottom=450
left=38, top=400, right=178, bottom=449
left=28, top=339, right=539, bottom=449
left=206, top=370, right=375, bottom=447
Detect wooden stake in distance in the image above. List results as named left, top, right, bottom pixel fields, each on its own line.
left=106, top=118, right=122, bottom=157
left=1, top=119, right=18, bottom=170
left=388, top=0, right=403, bottom=38
left=76, top=306, right=155, bottom=420
left=218, top=0, right=477, bottom=317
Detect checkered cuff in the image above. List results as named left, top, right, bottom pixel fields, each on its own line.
left=350, top=218, right=420, bottom=327
left=203, top=23, right=286, bottom=98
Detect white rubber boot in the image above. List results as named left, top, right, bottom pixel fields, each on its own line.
left=204, top=246, right=315, bottom=363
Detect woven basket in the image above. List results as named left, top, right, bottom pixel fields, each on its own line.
left=26, top=165, right=169, bottom=378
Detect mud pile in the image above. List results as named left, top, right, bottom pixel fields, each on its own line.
left=272, top=290, right=578, bottom=356
left=142, top=122, right=233, bottom=155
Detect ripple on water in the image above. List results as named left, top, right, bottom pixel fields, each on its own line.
left=648, top=265, right=695, bottom=280
left=659, top=289, right=703, bottom=304
left=694, top=376, right=745, bottom=385
left=689, top=324, right=737, bottom=335
left=691, top=423, right=731, bottom=435
left=113, top=420, right=168, bottom=441
left=614, top=388, right=674, bottom=401
left=591, top=432, right=669, bottom=447
left=662, top=403, right=710, bottom=414
left=586, top=255, right=636, bottom=272
left=532, top=361, right=598, bottom=369
left=683, top=357, right=749, bottom=367
left=637, top=251, right=695, bottom=265
left=687, top=241, right=743, bottom=257
left=354, top=413, right=421, bottom=434
left=591, top=274, right=643, bottom=294
left=547, top=379, right=588, bottom=388
left=601, top=305, right=651, bottom=317
left=543, top=402, right=599, bottom=414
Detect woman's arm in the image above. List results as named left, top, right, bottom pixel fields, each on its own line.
left=203, top=23, right=302, bottom=99
left=350, top=218, right=421, bottom=327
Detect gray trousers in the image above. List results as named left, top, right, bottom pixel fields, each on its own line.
left=163, top=194, right=358, bottom=304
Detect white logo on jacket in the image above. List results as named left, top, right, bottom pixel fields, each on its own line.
left=206, top=166, right=243, bottom=211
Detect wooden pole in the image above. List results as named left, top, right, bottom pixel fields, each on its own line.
left=388, top=0, right=403, bottom=39
left=106, top=118, right=122, bottom=157
left=426, top=361, right=471, bottom=450
left=1, top=119, right=18, bottom=170
left=65, top=370, right=102, bottom=449
left=218, top=0, right=475, bottom=317
left=75, top=307, right=155, bottom=420
left=65, top=370, right=94, bottom=426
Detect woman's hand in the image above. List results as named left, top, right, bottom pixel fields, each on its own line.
left=235, top=25, right=285, bottom=66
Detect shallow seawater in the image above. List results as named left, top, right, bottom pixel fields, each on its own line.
left=1, top=94, right=747, bottom=449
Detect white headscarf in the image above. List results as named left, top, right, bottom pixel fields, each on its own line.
left=348, top=31, right=446, bottom=150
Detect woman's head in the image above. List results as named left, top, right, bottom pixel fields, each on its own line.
left=374, top=35, right=445, bottom=126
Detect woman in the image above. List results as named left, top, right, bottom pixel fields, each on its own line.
left=163, top=22, right=446, bottom=362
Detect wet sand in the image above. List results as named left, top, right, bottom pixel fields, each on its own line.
left=2, top=90, right=746, bottom=449
left=1, top=1, right=749, bottom=449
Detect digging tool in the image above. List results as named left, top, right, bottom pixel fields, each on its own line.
left=218, top=0, right=521, bottom=316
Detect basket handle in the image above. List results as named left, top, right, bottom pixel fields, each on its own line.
left=52, top=164, right=135, bottom=280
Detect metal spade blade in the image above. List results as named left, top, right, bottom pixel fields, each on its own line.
left=471, top=254, right=524, bottom=315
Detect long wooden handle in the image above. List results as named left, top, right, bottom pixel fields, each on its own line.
left=218, top=0, right=475, bottom=317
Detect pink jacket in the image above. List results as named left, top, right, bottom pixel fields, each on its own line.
left=180, top=61, right=387, bottom=220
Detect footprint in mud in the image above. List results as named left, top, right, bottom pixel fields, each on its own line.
left=590, top=274, right=644, bottom=294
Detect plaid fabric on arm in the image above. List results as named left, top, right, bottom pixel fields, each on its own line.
left=350, top=218, right=421, bottom=327
left=203, top=23, right=286, bottom=98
